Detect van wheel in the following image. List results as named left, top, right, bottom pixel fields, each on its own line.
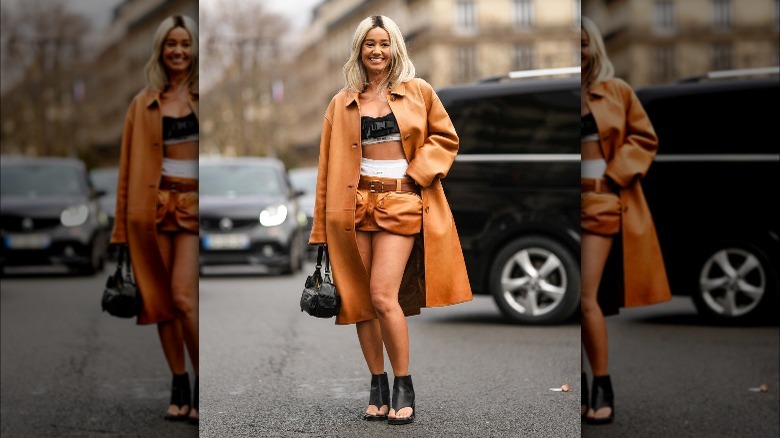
left=281, top=233, right=303, bottom=275
left=691, top=243, right=776, bottom=322
left=489, top=236, right=580, bottom=324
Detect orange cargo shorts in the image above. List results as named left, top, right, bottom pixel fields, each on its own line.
left=156, top=177, right=199, bottom=235
left=355, top=175, right=422, bottom=236
left=581, top=177, right=621, bottom=236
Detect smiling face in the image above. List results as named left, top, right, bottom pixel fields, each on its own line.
left=162, top=27, right=192, bottom=76
left=361, top=26, right=391, bottom=78
left=581, top=29, right=591, bottom=72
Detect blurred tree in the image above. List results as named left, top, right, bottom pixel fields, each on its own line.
left=1, top=0, right=90, bottom=158
left=200, top=0, right=290, bottom=160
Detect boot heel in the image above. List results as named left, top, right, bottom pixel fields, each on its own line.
left=388, top=375, right=415, bottom=425
left=581, top=372, right=589, bottom=419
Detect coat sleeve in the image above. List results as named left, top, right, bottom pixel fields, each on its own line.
left=604, top=80, right=659, bottom=188
left=308, top=100, right=335, bottom=245
left=405, top=79, right=460, bottom=188
left=109, top=100, right=135, bottom=244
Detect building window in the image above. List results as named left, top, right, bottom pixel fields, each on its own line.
left=455, top=1, right=477, bottom=32
left=711, top=44, right=733, bottom=70
left=513, top=0, right=534, bottom=29
left=654, top=0, right=675, bottom=32
left=712, top=0, right=732, bottom=29
left=512, top=44, right=536, bottom=71
left=453, top=46, right=478, bottom=82
left=653, top=45, right=676, bottom=82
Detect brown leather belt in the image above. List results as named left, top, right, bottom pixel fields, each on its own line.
left=358, top=177, right=418, bottom=193
left=581, top=177, right=618, bottom=194
left=160, top=179, right=198, bottom=192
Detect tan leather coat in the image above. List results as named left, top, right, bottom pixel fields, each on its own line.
left=309, top=78, right=473, bottom=324
left=110, top=88, right=199, bottom=325
left=587, top=78, right=671, bottom=313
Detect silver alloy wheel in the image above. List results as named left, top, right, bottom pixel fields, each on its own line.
left=699, top=248, right=766, bottom=318
left=500, top=247, right=567, bottom=317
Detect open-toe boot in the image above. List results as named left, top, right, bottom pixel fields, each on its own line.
left=388, top=374, right=415, bottom=425
left=586, top=374, right=614, bottom=425
left=188, top=375, right=199, bottom=424
left=363, top=372, right=389, bottom=421
left=581, top=372, right=589, bottom=420
left=163, top=372, right=191, bottom=421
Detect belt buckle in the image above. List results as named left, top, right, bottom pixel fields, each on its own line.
left=368, top=180, right=384, bottom=193
left=169, top=182, right=179, bottom=193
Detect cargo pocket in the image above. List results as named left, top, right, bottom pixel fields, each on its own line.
left=581, top=191, right=621, bottom=236
left=374, top=191, right=423, bottom=236
left=155, top=189, right=171, bottom=225
left=175, top=191, right=199, bottom=234
left=354, top=189, right=368, bottom=229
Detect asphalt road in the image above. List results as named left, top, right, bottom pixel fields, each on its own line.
left=199, top=261, right=581, bottom=438
left=582, top=297, right=780, bottom=438
left=0, top=267, right=197, bottom=438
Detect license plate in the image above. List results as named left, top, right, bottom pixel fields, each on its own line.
left=5, top=234, right=51, bottom=249
left=203, top=234, right=250, bottom=250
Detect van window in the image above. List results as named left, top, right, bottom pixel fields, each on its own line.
left=642, top=86, right=778, bottom=155
left=446, top=90, right=579, bottom=155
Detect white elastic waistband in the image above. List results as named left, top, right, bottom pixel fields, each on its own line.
left=360, top=158, right=409, bottom=179
left=162, top=158, right=198, bottom=179
left=581, top=158, right=607, bottom=179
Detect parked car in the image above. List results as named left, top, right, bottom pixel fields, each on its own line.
left=199, top=157, right=307, bottom=274
left=436, top=67, right=581, bottom=324
left=0, top=156, right=108, bottom=275
left=89, top=166, right=119, bottom=259
left=288, top=166, right=318, bottom=258
left=635, top=67, right=780, bottom=322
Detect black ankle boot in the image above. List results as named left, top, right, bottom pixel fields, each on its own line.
left=363, top=372, right=389, bottom=421
left=586, top=375, right=614, bottom=425
left=388, top=375, right=415, bottom=425
left=581, top=372, right=589, bottom=420
left=164, top=372, right=191, bottom=421
left=188, top=375, right=199, bottom=424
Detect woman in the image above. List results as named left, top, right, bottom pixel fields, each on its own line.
left=111, top=15, right=199, bottom=424
left=308, top=15, right=472, bottom=425
left=580, top=16, right=671, bottom=425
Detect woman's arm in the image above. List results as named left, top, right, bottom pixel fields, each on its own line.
left=604, top=81, right=658, bottom=188
left=405, top=79, right=459, bottom=188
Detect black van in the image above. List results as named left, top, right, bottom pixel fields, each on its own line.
left=636, top=67, right=780, bottom=322
left=437, top=68, right=581, bottom=324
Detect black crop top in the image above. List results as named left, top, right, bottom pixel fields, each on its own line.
left=581, top=112, right=598, bottom=137
left=361, top=112, right=400, bottom=140
left=163, top=112, right=199, bottom=144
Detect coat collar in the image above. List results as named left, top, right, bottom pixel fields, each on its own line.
left=344, top=80, right=409, bottom=107
left=587, top=81, right=609, bottom=99
left=143, top=87, right=199, bottom=108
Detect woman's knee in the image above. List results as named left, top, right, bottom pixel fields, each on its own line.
left=370, top=292, right=399, bottom=316
left=171, top=289, right=196, bottom=316
left=580, top=296, right=602, bottom=316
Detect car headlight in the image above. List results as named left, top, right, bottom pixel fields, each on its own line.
left=61, top=204, right=89, bottom=227
left=259, top=204, right=288, bottom=227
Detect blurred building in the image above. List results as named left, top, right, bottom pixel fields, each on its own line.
left=85, top=0, right=198, bottom=166
left=286, top=0, right=581, bottom=165
left=0, top=0, right=196, bottom=165
left=583, top=0, right=780, bottom=86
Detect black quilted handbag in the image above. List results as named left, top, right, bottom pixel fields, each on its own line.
left=300, top=246, right=340, bottom=318
left=101, top=246, right=141, bottom=318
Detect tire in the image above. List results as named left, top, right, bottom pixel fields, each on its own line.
left=281, top=232, right=304, bottom=275
left=489, top=236, right=580, bottom=324
left=691, top=242, right=777, bottom=323
left=75, top=239, right=105, bottom=276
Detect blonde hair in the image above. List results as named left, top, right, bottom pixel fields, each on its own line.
left=343, top=15, right=416, bottom=92
left=144, top=15, right=199, bottom=93
left=581, top=16, right=614, bottom=89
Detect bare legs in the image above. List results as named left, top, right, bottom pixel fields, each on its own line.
left=581, top=231, right=613, bottom=420
left=355, top=231, right=415, bottom=420
left=156, top=231, right=200, bottom=419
